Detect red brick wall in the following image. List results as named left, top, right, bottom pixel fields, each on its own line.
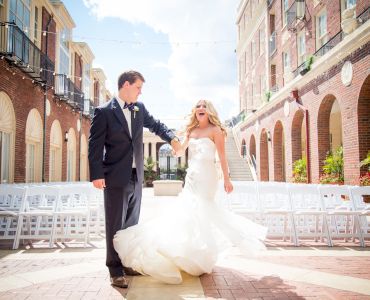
left=240, top=44, right=370, bottom=185
left=0, top=59, right=92, bottom=183
left=41, top=7, right=56, bottom=63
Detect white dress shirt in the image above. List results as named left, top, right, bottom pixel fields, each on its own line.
left=116, top=96, right=136, bottom=168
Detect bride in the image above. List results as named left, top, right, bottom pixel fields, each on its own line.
left=113, top=99, right=267, bottom=284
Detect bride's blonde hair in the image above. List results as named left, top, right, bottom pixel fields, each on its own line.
left=185, top=99, right=227, bottom=137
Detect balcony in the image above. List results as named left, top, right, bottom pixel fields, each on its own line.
left=54, top=74, right=84, bottom=111
left=287, top=0, right=306, bottom=30
left=292, top=6, right=370, bottom=78
left=269, top=31, right=277, bottom=56
left=0, top=21, right=55, bottom=86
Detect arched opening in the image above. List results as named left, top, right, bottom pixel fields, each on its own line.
left=358, top=75, right=370, bottom=176
left=158, top=144, right=177, bottom=179
left=0, top=92, right=16, bottom=183
left=291, top=109, right=307, bottom=182
left=317, top=95, right=343, bottom=177
left=25, top=109, right=43, bottom=183
left=49, top=120, right=62, bottom=182
left=260, top=129, right=269, bottom=181
left=273, top=121, right=286, bottom=182
left=80, top=134, right=88, bottom=181
left=249, top=134, right=256, bottom=170
left=66, top=128, right=77, bottom=181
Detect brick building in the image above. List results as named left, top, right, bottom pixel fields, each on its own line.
left=235, top=0, right=369, bottom=184
left=0, top=0, right=110, bottom=183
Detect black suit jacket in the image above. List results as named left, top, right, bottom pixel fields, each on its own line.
left=88, top=98, right=175, bottom=187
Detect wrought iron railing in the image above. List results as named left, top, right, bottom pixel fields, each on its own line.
left=54, top=74, right=84, bottom=110
left=287, top=0, right=305, bottom=29
left=0, top=21, right=55, bottom=85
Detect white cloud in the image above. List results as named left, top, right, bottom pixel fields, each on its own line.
left=83, top=0, right=239, bottom=122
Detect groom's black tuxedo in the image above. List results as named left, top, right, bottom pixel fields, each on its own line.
left=88, top=97, right=175, bottom=277
left=89, top=98, right=175, bottom=187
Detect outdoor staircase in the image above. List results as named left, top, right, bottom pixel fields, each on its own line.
left=225, top=131, right=254, bottom=181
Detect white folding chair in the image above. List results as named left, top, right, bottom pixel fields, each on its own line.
left=349, top=186, right=370, bottom=244
left=227, top=181, right=261, bottom=223
left=13, top=186, right=59, bottom=249
left=52, top=185, right=90, bottom=246
left=288, top=184, right=331, bottom=246
left=0, top=186, right=26, bottom=241
left=257, top=182, right=297, bottom=245
left=319, top=185, right=364, bottom=247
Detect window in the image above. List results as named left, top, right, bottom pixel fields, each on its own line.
left=0, top=132, right=11, bottom=183
left=342, top=0, right=356, bottom=9
left=33, top=6, right=38, bottom=44
left=316, top=8, right=328, bottom=49
left=297, top=30, right=306, bottom=65
left=83, top=63, right=91, bottom=112
left=9, top=0, right=30, bottom=32
left=283, top=51, right=290, bottom=72
left=259, top=28, right=264, bottom=55
left=26, top=143, right=35, bottom=182
left=282, top=0, right=289, bottom=27
left=59, top=27, right=70, bottom=75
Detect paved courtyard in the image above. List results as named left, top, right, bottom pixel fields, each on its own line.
left=0, top=188, right=369, bottom=300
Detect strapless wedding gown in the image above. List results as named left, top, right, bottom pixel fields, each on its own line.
left=113, top=138, right=267, bottom=284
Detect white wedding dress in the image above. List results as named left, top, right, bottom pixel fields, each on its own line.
left=114, top=137, right=267, bottom=284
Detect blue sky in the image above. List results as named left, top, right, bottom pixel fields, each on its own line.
left=63, top=0, right=239, bottom=129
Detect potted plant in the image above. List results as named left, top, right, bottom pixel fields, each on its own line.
left=359, top=151, right=370, bottom=186
left=299, top=55, right=314, bottom=76
left=176, top=163, right=188, bottom=186
left=319, top=146, right=344, bottom=184
left=265, top=90, right=272, bottom=102
left=292, top=157, right=307, bottom=183
left=144, top=156, right=156, bottom=187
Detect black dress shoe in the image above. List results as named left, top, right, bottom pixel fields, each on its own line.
left=111, top=276, right=129, bottom=288
left=123, top=266, right=142, bottom=276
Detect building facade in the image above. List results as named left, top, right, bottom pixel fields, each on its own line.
left=235, top=0, right=369, bottom=184
left=0, top=0, right=110, bottom=183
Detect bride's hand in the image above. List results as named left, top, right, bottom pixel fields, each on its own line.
left=224, top=179, right=233, bottom=194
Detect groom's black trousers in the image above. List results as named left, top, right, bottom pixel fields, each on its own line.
left=104, top=168, right=142, bottom=277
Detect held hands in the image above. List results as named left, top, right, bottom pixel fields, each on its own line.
left=92, top=179, right=106, bottom=189
left=170, top=138, right=182, bottom=156
left=224, top=178, right=233, bottom=194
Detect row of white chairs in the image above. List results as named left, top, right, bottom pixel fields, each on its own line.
left=0, top=182, right=104, bottom=249
left=223, top=181, right=370, bottom=247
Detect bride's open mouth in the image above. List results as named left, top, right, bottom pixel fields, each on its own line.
left=198, top=112, right=205, bottom=116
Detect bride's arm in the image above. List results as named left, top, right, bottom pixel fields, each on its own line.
left=214, top=127, right=233, bottom=193
left=173, top=133, right=190, bottom=157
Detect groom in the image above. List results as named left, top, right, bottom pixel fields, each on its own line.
left=88, top=70, right=181, bottom=288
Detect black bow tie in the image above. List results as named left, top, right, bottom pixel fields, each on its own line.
left=123, top=102, right=135, bottom=111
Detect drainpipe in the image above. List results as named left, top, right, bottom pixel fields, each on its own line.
left=42, top=14, right=53, bottom=182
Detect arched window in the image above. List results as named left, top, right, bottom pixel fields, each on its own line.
left=0, top=92, right=16, bottom=183
left=66, top=128, right=77, bottom=181
left=25, top=109, right=43, bottom=182
left=49, top=120, right=62, bottom=182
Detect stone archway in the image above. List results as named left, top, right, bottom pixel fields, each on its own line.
left=358, top=75, right=370, bottom=176
left=273, top=121, right=286, bottom=182
left=249, top=134, right=256, bottom=168
left=260, top=129, right=269, bottom=181
left=317, top=95, right=343, bottom=177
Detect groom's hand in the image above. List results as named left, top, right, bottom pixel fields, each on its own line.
left=93, top=179, right=106, bottom=189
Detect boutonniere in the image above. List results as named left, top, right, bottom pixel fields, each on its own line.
left=133, top=105, right=139, bottom=118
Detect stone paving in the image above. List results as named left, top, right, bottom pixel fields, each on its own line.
left=0, top=188, right=369, bottom=299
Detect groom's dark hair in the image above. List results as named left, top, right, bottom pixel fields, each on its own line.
left=118, top=70, right=145, bottom=90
